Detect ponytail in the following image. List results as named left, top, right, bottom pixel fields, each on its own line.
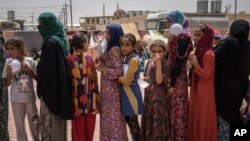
left=69, top=32, right=88, bottom=54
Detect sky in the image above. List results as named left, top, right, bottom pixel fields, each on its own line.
left=1, top=0, right=250, bottom=24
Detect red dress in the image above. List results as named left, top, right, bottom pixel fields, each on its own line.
left=188, top=50, right=217, bottom=141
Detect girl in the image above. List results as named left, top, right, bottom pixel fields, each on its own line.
left=188, top=24, right=217, bottom=141
left=2, top=38, right=39, bottom=141
left=95, top=23, right=128, bottom=141
left=140, top=39, right=170, bottom=141
left=167, top=23, right=192, bottom=141
left=67, top=32, right=99, bottom=141
left=118, top=33, right=143, bottom=141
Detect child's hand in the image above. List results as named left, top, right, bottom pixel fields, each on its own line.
left=6, top=65, right=12, bottom=77
left=188, top=54, right=198, bottom=65
left=168, top=87, right=173, bottom=94
left=167, top=87, right=173, bottom=98
left=154, top=54, right=162, bottom=66
left=95, top=57, right=100, bottom=64
left=21, top=63, right=31, bottom=73
left=95, top=63, right=104, bottom=72
left=167, top=34, right=174, bottom=42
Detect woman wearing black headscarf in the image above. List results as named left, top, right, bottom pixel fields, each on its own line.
left=215, top=19, right=250, bottom=141
left=37, top=12, right=73, bottom=141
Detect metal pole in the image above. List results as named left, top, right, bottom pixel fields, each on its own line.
left=63, top=5, right=66, bottom=24
left=65, top=2, right=68, bottom=28
left=70, top=0, right=73, bottom=30
left=234, top=0, right=237, bottom=20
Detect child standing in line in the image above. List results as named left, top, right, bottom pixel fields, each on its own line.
left=140, top=39, right=171, bottom=141
left=67, top=32, right=99, bottom=141
left=2, top=38, right=39, bottom=141
left=188, top=24, right=217, bottom=141
left=118, top=33, right=143, bottom=141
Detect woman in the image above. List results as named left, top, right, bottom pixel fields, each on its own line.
left=0, top=30, right=9, bottom=141
left=167, top=23, right=193, bottom=141
left=166, top=10, right=190, bottom=36
left=214, top=19, right=250, bottom=141
left=37, top=12, right=73, bottom=141
left=95, top=23, right=128, bottom=141
left=188, top=24, right=217, bottom=141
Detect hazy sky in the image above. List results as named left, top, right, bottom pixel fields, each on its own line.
left=1, top=0, right=250, bottom=24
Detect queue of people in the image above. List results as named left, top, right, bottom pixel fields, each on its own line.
left=0, top=10, right=250, bottom=141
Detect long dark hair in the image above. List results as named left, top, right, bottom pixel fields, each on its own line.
left=121, top=33, right=139, bottom=55
left=69, top=32, right=88, bottom=54
left=121, top=33, right=137, bottom=46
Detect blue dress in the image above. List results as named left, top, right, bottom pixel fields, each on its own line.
left=119, top=54, right=143, bottom=116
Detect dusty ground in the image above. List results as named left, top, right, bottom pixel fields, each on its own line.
left=8, top=99, right=135, bottom=141
left=8, top=72, right=136, bottom=141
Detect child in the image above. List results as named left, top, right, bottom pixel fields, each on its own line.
left=67, top=32, right=99, bottom=141
left=188, top=24, right=217, bottom=141
left=212, top=29, right=223, bottom=50
left=140, top=39, right=170, bottom=141
left=118, top=33, right=143, bottom=141
left=2, top=38, right=39, bottom=141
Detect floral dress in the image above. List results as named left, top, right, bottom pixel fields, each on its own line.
left=99, top=47, right=128, bottom=141
left=140, top=59, right=170, bottom=141
left=67, top=52, right=100, bottom=141
left=0, top=47, right=9, bottom=141
left=167, top=35, right=192, bottom=141
left=67, top=52, right=100, bottom=116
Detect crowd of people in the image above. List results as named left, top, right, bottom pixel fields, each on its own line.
left=0, top=10, right=250, bottom=141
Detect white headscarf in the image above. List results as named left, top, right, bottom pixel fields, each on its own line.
left=170, top=23, right=183, bottom=36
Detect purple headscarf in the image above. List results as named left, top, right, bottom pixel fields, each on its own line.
left=106, top=23, right=124, bottom=51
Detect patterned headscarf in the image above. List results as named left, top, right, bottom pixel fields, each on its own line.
left=38, top=12, right=69, bottom=56
left=166, top=10, right=190, bottom=35
left=106, top=23, right=124, bottom=51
